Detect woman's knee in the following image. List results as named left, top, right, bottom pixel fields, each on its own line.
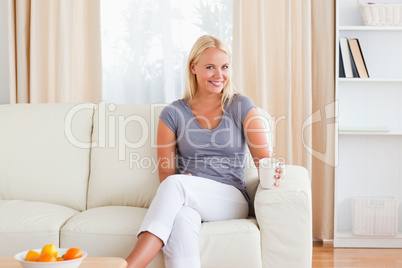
left=174, top=207, right=201, bottom=229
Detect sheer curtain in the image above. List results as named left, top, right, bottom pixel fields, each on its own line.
left=101, top=0, right=233, bottom=104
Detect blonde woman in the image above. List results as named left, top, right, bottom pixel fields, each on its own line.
left=126, top=35, right=276, bottom=268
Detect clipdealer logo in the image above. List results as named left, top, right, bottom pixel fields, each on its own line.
left=64, top=101, right=338, bottom=167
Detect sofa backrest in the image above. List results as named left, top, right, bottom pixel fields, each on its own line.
left=0, top=103, right=95, bottom=211
left=87, top=104, right=164, bottom=209
left=87, top=103, right=273, bottom=211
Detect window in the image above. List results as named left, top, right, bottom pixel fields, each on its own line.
left=101, top=0, right=233, bottom=104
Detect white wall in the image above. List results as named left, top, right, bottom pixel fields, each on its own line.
left=0, top=0, right=10, bottom=104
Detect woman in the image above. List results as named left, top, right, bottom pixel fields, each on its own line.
left=126, top=35, right=277, bottom=268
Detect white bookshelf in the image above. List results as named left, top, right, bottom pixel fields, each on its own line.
left=334, top=0, right=402, bottom=248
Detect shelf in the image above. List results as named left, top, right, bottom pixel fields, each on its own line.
left=339, top=26, right=402, bottom=31
left=334, top=231, right=402, bottom=248
left=338, top=78, right=402, bottom=82
left=339, top=130, right=402, bottom=136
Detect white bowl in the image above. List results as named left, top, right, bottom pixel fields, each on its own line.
left=14, top=248, right=87, bottom=268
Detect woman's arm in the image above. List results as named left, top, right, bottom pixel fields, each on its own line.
left=157, top=119, right=177, bottom=183
left=243, top=107, right=271, bottom=169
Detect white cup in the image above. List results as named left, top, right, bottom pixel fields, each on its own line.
left=259, top=158, right=284, bottom=189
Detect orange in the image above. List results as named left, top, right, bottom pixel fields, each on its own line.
left=64, top=247, right=83, bottom=260
left=56, top=257, right=64, bottom=262
left=38, top=253, right=57, bottom=262
left=28, top=256, right=39, bottom=262
left=41, top=244, right=58, bottom=258
left=25, top=250, right=40, bottom=261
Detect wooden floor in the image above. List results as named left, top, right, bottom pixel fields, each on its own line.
left=313, top=241, right=402, bottom=267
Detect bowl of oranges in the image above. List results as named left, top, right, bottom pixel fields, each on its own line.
left=14, top=244, right=87, bottom=268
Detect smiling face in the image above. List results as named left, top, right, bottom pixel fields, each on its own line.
left=190, top=47, right=230, bottom=96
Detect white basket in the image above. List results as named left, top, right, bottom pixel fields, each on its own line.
left=352, top=197, right=398, bottom=236
left=357, top=0, right=402, bottom=26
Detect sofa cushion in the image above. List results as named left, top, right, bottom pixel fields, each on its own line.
left=60, top=206, right=165, bottom=267
left=60, top=206, right=261, bottom=268
left=60, top=206, right=146, bottom=254
left=0, top=200, right=79, bottom=256
left=87, top=104, right=165, bottom=209
left=0, top=103, right=95, bottom=211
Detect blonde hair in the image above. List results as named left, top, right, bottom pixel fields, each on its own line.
left=183, top=35, right=237, bottom=109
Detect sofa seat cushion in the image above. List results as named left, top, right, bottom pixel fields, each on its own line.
left=60, top=206, right=165, bottom=267
left=0, top=200, right=79, bottom=256
left=60, top=206, right=146, bottom=255
left=60, top=206, right=261, bottom=268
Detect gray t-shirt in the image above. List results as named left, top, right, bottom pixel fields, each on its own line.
left=159, top=94, right=255, bottom=205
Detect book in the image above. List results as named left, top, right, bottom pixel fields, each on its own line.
left=339, top=47, right=345, bottom=78
left=349, top=46, right=359, bottom=78
left=348, top=38, right=369, bottom=78
left=339, top=37, right=353, bottom=78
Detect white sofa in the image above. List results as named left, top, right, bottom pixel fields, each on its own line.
left=0, top=103, right=312, bottom=268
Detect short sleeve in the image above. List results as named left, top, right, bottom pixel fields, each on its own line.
left=159, top=104, right=178, bottom=134
left=238, top=94, right=256, bottom=122
left=228, top=94, right=256, bottom=123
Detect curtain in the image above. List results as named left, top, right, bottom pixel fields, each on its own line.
left=233, top=0, right=335, bottom=240
left=7, top=0, right=102, bottom=103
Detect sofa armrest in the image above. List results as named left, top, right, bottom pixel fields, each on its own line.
left=254, top=165, right=312, bottom=268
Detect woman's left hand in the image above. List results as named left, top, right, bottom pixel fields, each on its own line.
left=273, top=162, right=283, bottom=186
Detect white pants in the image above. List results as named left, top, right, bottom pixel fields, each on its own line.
left=137, top=174, right=249, bottom=268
